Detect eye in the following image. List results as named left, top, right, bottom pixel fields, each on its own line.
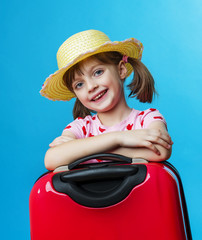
left=94, top=69, right=104, bottom=77
left=74, top=82, right=83, bottom=90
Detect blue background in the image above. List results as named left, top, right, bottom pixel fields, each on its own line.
left=1, top=0, right=201, bottom=239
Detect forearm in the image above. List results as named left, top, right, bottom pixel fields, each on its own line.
left=45, top=132, right=119, bottom=170
left=45, top=124, right=172, bottom=170
left=111, top=144, right=172, bottom=162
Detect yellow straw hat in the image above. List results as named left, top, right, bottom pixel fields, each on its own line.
left=40, top=30, right=144, bottom=101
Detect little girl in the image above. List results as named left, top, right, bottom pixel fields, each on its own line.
left=41, top=30, right=173, bottom=170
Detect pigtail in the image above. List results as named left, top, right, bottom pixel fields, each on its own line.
left=127, top=58, right=157, bottom=103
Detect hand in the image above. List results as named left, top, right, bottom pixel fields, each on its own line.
left=119, top=129, right=173, bottom=155
left=49, top=135, right=75, bottom=147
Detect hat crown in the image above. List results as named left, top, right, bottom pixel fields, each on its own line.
left=57, top=30, right=111, bottom=69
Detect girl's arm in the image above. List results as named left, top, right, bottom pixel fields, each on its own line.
left=45, top=121, right=172, bottom=170
left=45, top=131, right=121, bottom=170
left=111, top=121, right=172, bottom=162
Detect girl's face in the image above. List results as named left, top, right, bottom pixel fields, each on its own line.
left=71, top=57, right=127, bottom=113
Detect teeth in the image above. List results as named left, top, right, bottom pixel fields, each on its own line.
left=93, top=90, right=106, bottom=101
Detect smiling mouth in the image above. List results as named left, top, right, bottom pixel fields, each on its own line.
left=91, top=90, right=108, bottom=101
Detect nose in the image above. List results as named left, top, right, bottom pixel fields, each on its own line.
left=87, top=79, right=98, bottom=93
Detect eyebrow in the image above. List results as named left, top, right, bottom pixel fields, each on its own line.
left=87, top=63, right=104, bottom=72
left=73, top=62, right=104, bottom=82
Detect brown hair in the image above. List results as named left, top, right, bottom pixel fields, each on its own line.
left=63, top=51, right=156, bottom=119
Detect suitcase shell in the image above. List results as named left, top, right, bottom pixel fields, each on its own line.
left=29, top=158, right=191, bottom=240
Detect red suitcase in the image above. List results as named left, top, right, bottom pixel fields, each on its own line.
left=29, top=153, right=192, bottom=240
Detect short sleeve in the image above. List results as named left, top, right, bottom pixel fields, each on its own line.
left=139, top=108, right=167, bottom=129
left=62, top=117, right=87, bottom=139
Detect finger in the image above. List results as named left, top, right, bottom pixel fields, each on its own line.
left=49, top=141, right=60, bottom=147
left=49, top=136, right=61, bottom=144
left=147, top=135, right=172, bottom=149
left=143, top=141, right=161, bottom=155
left=49, top=143, right=56, bottom=147
left=49, top=140, right=64, bottom=147
left=159, top=132, right=173, bottom=145
left=149, top=129, right=173, bottom=145
left=49, top=138, right=64, bottom=147
left=49, top=136, right=73, bottom=147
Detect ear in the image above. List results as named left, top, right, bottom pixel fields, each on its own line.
left=118, top=61, right=127, bottom=80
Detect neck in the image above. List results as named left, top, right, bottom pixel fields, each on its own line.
left=97, top=94, right=131, bottom=127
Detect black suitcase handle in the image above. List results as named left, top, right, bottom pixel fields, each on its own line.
left=52, top=154, right=147, bottom=208
left=60, top=165, right=138, bottom=182
left=68, top=153, right=133, bottom=170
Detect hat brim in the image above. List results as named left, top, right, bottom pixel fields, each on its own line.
left=40, top=38, right=143, bottom=101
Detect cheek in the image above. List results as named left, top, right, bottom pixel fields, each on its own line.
left=113, top=79, right=124, bottom=92
left=75, top=91, right=87, bottom=104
